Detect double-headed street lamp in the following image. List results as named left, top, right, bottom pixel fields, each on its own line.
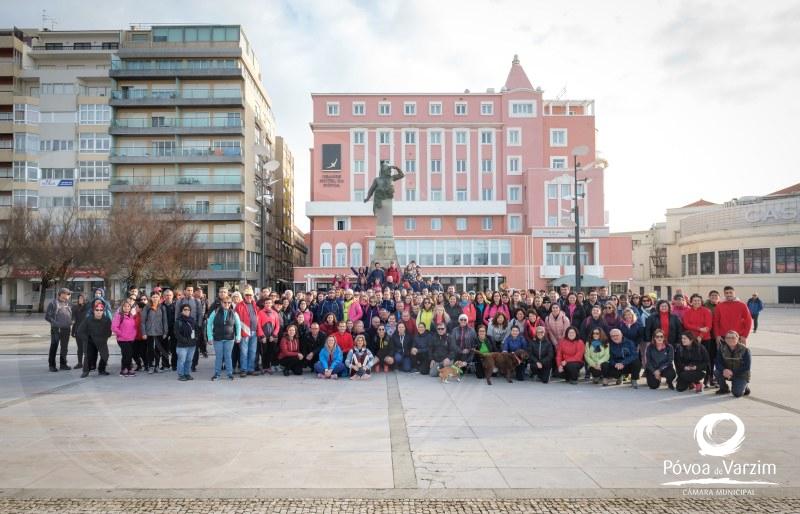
left=254, top=159, right=280, bottom=291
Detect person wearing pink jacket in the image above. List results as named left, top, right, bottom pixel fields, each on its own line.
left=544, top=304, right=571, bottom=349
left=111, top=299, right=138, bottom=377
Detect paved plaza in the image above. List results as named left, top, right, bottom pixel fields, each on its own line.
left=0, top=309, right=799, bottom=512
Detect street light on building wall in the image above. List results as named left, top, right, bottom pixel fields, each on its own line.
left=255, top=160, right=280, bottom=291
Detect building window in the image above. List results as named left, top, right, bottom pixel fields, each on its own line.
left=326, top=102, right=340, bottom=116
left=429, top=131, right=442, bottom=144
left=547, top=215, right=558, bottom=227
left=79, top=189, right=111, bottom=209
left=405, top=218, right=416, bottom=230
left=334, top=217, right=350, bottom=231
left=481, top=188, right=493, bottom=201
left=79, top=133, right=110, bottom=153
left=507, top=128, right=521, bottom=146
left=687, top=253, right=698, bottom=275
left=456, top=159, right=467, bottom=173
left=455, top=102, right=467, bottom=115
left=378, top=102, right=391, bottom=115
left=700, top=252, right=715, bottom=275
left=14, top=133, right=40, bottom=154
left=545, top=243, right=593, bottom=266
left=353, top=131, right=365, bottom=144
left=561, top=184, right=571, bottom=198
left=354, top=188, right=365, bottom=201
left=320, top=243, right=332, bottom=267
left=744, top=248, right=770, bottom=274
left=551, top=156, right=567, bottom=169
left=405, top=159, right=416, bottom=172
left=335, top=243, right=347, bottom=267
left=550, top=129, right=567, bottom=147
left=350, top=243, right=362, bottom=268
left=456, top=218, right=467, bottom=231
left=12, top=161, right=39, bottom=182
left=681, top=255, right=687, bottom=277
left=40, top=168, right=75, bottom=180
left=429, top=102, right=442, bottom=115
left=453, top=188, right=466, bottom=202
left=431, top=218, right=442, bottom=230
left=481, top=159, right=493, bottom=173
left=353, top=160, right=365, bottom=173
left=14, top=104, right=39, bottom=124
left=508, top=156, right=521, bottom=174
left=404, top=131, right=416, bottom=144
left=431, top=189, right=442, bottom=201
left=405, top=188, right=416, bottom=201
left=40, top=139, right=74, bottom=151
left=718, top=250, right=739, bottom=274
left=509, top=100, right=536, bottom=117
left=482, top=217, right=493, bottom=230
left=455, top=130, right=467, bottom=145
left=352, top=102, right=365, bottom=115
left=480, top=102, right=494, bottom=115
left=404, top=102, right=416, bottom=115
left=378, top=131, right=391, bottom=144
left=776, top=247, right=799, bottom=273
left=430, top=159, right=441, bottom=173
left=480, top=131, right=493, bottom=144
left=13, top=190, right=38, bottom=209
left=78, top=104, right=111, bottom=125
left=547, top=184, right=558, bottom=199
left=508, top=215, right=522, bottom=233
left=576, top=183, right=585, bottom=197
left=41, top=83, right=75, bottom=95
left=508, top=186, right=521, bottom=203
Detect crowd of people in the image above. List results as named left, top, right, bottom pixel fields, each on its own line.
left=45, top=260, right=756, bottom=397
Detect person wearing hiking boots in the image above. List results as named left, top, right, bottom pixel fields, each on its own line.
left=45, top=287, right=74, bottom=372
left=602, top=328, right=642, bottom=389
left=78, top=300, right=112, bottom=378
left=715, top=330, right=752, bottom=398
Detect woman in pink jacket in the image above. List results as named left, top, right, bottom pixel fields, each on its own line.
left=544, top=303, right=571, bottom=349
left=111, top=299, right=138, bottom=377
left=483, top=291, right=510, bottom=325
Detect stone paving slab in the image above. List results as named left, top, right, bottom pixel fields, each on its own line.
left=0, top=497, right=798, bottom=513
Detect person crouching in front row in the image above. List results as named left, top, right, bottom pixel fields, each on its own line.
left=715, top=330, right=751, bottom=398
left=347, top=334, right=374, bottom=380
left=315, top=335, right=345, bottom=379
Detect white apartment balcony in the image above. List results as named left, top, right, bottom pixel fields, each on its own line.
left=563, top=265, right=604, bottom=277
left=539, top=265, right=561, bottom=279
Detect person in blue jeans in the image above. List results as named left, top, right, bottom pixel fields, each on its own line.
left=314, top=336, right=345, bottom=379
left=206, top=297, right=241, bottom=381
left=174, top=304, right=197, bottom=381
left=715, top=330, right=751, bottom=398
left=237, top=287, right=260, bottom=377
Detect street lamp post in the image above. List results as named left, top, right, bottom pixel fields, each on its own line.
left=256, top=160, right=280, bottom=292
left=571, top=146, right=589, bottom=293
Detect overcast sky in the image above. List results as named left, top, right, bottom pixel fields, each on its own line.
left=5, top=0, right=799, bottom=233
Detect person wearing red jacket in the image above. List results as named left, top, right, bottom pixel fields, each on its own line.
left=682, top=293, right=716, bottom=386
left=256, top=298, right=281, bottom=374
left=459, top=291, right=477, bottom=328
left=556, top=326, right=585, bottom=384
left=713, top=286, right=753, bottom=345
left=333, top=320, right=355, bottom=355
left=277, top=324, right=304, bottom=376
left=386, top=261, right=401, bottom=286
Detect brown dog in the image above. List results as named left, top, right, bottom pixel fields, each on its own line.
left=476, top=349, right=529, bottom=385
left=438, top=365, right=462, bottom=383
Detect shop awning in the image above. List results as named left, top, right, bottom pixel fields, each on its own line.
left=550, top=274, right=608, bottom=288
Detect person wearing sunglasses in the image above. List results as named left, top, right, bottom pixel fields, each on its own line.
left=77, top=300, right=112, bottom=378
left=428, top=324, right=457, bottom=377
left=206, top=295, right=242, bottom=381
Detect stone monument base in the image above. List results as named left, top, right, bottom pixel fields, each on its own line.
left=372, top=199, right=398, bottom=267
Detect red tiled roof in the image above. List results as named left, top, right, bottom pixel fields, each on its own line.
left=681, top=199, right=717, bottom=208
left=767, top=182, right=800, bottom=196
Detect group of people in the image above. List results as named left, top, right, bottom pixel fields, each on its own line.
left=45, top=260, right=756, bottom=397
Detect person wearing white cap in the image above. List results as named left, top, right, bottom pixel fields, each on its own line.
left=450, top=314, right=478, bottom=374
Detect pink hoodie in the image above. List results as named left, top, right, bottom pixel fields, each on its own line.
left=111, top=310, right=138, bottom=342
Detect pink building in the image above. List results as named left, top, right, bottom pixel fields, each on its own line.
left=294, top=56, right=632, bottom=293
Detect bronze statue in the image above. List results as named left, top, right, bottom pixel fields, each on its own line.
left=364, top=160, right=405, bottom=214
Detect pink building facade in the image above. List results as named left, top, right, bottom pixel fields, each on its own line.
left=294, top=56, right=632, bottom=293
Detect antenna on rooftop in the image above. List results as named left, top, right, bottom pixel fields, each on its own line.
left=554, top=85, right=567, bottom=101
left=42, top=9, right=57, bottom=31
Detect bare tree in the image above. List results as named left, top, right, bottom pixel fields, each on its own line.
left=0, top=207, right=29, bottom=277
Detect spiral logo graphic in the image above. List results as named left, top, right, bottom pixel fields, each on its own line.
left=694, top=413, right=746, bottom=457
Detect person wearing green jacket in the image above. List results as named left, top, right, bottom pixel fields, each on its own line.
left=584, top=328, right=609, bottom=384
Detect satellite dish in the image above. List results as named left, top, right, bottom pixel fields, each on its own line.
left=264, top=160, right=280, bottom=172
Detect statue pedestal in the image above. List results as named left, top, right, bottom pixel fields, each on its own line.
left=372, top=199, right=398, bottom=267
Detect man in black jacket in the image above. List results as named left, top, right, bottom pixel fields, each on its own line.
left=527, top=325, right=555, bottom=383
left=428, top=323, right=457, bottom=377
left=78, top=300, right=112, bottom=378
left=301, top=322, right=327, bottom=371
left=162, top=289, right=177, bottom=370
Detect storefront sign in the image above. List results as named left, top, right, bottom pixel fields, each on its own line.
left=11, top=267, right=104, bottom=279
left=40, top=179, right=74, bottom=187
left=744, top=200, right=799, bottom=224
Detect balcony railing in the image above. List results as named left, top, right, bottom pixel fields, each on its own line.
left=181, top=203, right=242, bottom=215
left=31, top=43, right=119, bottom=51
left=110, top=88, right=242, bottom=101
left=0, top=112, right=13, bottom=121
left=194, top=233, right=242, bottom=244
left=111, top=61, right=239, bottom=71
left=110, top=146, right=242, bottom=158
left=112, top=117, right=243, bottom=129
left=111, top=174, right=242, bottom=187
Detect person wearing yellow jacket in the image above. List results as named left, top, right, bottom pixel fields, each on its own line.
left=584, top=328, right=610, bottom=384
